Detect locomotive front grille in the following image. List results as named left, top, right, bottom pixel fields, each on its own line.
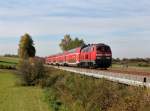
left=96, top=56, right=112, bottom=68
left=96, top=56, right=111, bottom=60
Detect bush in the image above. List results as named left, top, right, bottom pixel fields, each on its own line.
left=138, top=62, right=150, bottom=67
left=0, top=64, right=16, bottom=70
left=18, top=59, right=47, bottom=86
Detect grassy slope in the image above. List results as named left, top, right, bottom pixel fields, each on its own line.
left=0, top=70, right=50, bottom=111
left=45, top=67, right=150, bottom=111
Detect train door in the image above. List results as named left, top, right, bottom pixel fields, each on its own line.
left=84, top=47, right=91, bottom=62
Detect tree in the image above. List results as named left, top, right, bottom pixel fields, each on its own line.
left=59, top=34, right=85, bottom=51
left=18, top=33, right=36, bottom=60
left=18, top=34, right=47, bottom=86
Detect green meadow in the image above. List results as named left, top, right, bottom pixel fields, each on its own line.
left=0, top=56, right=19, bottom=66
left=0, top=70, right=50, bottom=111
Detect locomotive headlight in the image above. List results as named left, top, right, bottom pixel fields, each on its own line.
left=97, top=57, right=102, bottom=59
left=106, top=57, right=111, bottom=59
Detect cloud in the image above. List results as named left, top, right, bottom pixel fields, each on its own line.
left=0, top=0, right=150, bottom=58
left=30, top=0, right=150, bottom=17
left=0, top=15, right=150, bottom=37
left=1, top=0, right=150, bottom=19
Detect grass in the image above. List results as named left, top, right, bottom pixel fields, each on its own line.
left=0, top=56, right=19, bottom=66
left=112, top=64, right=150, bottom=72
left=0, top=56, right=19, bottom=63
left=0, top=70, right=50, bottom=111
left=0, top=56, right=19, bottom=69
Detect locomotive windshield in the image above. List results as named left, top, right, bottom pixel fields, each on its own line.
left=96, top=46, right=111, bottom=53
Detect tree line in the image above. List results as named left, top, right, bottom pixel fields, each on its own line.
left=113, top=58, right=150, bottom=67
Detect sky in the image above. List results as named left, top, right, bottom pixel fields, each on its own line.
left=0, top=0, right=150, bottom=58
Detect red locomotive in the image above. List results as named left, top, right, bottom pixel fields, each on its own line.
left=46, top=43, right=112, bottom=68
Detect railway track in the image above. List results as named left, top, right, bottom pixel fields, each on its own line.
left=46, top=65, right=150, bottom=88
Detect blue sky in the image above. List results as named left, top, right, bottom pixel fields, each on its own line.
left=0, top=0, right=150, bottom=58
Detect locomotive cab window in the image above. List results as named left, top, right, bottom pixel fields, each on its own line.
left=97, top=46, right=110, bottom=53
left=105, top=46, right=111, bottom=52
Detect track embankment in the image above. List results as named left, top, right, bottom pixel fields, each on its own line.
left=46, top=65, right=150, bottom=88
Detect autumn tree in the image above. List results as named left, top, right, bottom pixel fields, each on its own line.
left=59, top=34, right=85, bottom=51
left=18, top=33, right=36, bottom=60
left=18, top=34, right=46, bottom=86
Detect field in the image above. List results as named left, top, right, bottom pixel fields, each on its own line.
left=0, top=56, right=19, bottom=64
left=0, top=70, right=50, bottom=111
left=0, top=56, right=19, bottom=68
left=111, top=58, right=150, bottom=75
left=112, top=64, right=150, bottom=71
left=109, top=64, right=150, bottom=76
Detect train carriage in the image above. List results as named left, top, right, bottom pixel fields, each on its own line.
left=65, top=48, right=81, bottom=66
left=57, top=53, right=66, bottom=65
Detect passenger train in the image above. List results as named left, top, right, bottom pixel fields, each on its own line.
left=46, top=43, right=112, bottom=68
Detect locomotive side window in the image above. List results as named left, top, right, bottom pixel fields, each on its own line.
left=86, top=47, right=91, bottom=52
left=81, top=48, right=86, bottom=52
left=85, top=47, right=88, bottom=52
left=82, top=47, right=88, bottom=52
left=81, top=47, right=92, bottom=52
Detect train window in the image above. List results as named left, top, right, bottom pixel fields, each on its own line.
left=85, top=48, right=88, bottom=52
left=81, top=48, right=85, bottom=52
left=92, top=47, right=95, bottom=51
left=97, top=46, right=110, bottom=52
left=82, top=47, right=88, bottom=52
left=85, top=54, right=88, bottom=59
left=97, top=46, right=104, bottom=53
left=68, top=49, right=76, bottom=53
left=105, top=46, right=111, bottom=52
left=81, top=46, right=91, bottom=52
left=87, top=47, right=90, bottom=52
left=85, top=47, right=90, bottom=52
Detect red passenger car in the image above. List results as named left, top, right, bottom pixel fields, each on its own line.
left=65, top=48, right=81, bottom=66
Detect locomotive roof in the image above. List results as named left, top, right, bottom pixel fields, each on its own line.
left=81, top=43, right=109, bottom=49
